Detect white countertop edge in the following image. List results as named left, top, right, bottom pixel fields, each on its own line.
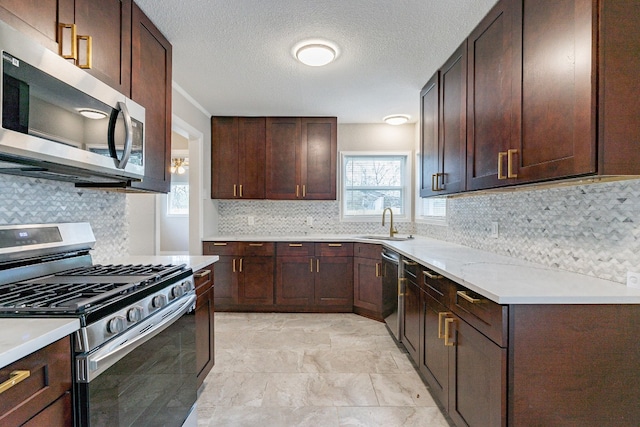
left=202, top=235, right=640, bottom=305
left=0, top=318, right=80, bottom=368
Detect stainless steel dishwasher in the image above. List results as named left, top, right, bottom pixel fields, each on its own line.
left=381, top=247, right=402, bottom=341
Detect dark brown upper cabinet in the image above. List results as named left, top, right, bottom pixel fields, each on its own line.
left=211, top=116, right=266, bottom=199
left=0, top=0, right=132, bottom=94
left=266, top=117, right=337, bottom=200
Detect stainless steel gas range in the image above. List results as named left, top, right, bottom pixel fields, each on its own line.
left=0, top=223, right=197, bottom=426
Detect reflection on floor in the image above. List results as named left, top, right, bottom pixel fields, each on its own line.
left=197, top=312, right=452, bottom=427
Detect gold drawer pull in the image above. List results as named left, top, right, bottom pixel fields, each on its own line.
left=444, top=318, right=456, bottom=347
left=0, top=370, right=30, bottom=394
left=194, top=270, right=210, bottom=278
left=507, top=149, right=518, bottom=178
left=239, top=184, right=244, bottom=198
left=328, top=243, right=342, bottom=247
left=423, top=270, right=443, bottom=279
left=77, top=34, right=92, bottom=69
left=438, top=312, right=451, bottom=339
left=402, top=259, right=417, bottom=266
left=497, top=151, right=507, bottom=180
left=375, top=262, right=380, bottom=277
left=213, top=242, right=227, bottom=246
left=248, top=243, right=264, bottom=247
left=289, top=243, right=303, bottom=247
left=457, top=290, right=481, bottom=304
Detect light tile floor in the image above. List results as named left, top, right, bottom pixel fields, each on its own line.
left=197, top=312, right=452, bottom=427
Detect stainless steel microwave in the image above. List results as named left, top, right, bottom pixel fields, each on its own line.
left=0, top=20, right=145, bottom=184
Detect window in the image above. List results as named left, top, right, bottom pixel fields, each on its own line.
left=341, top=153, right=411, bottom=220
left=167, top=183, right=189, bottom=216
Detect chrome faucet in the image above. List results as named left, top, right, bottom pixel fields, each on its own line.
left=382, top=208, right=398, bottom=238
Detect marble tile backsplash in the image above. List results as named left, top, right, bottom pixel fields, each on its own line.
left=0, top=174, right=128, bottom=263
left=218, top=179, right=640, bottom=284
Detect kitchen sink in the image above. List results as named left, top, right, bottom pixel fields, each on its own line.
left=358, top=235, right=414, bottom=241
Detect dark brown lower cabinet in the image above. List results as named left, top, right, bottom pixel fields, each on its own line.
left=353, top=243, right=383, bottom=320
left=420, top=292, right=449, bottom=406
left=194, top=265, right=215, bottom=387
left=402, top=277, right=422, bottom=362
left=314, top=256, right=353, bottom=307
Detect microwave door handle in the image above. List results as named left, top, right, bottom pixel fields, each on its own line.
left=108, top=101, right=133, bottom=169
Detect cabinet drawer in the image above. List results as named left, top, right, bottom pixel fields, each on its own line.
left=203, top=241, right=242, bottom=256
left=451, top=284, right=508, bottom=347
left=0, top=337, right=72, bottom=426
left=354, top=243, right=382, bottom=260
left=423, top=269, right=452, bottom=305
left=242, top=242, right=275, bottom=256
left=194, top=265, right=214, bottom=296
left=315, top=242, right=353, bottom=257
left=402, top=258, right=421, bottom=280
left=276, top=242, right=315, bottom=257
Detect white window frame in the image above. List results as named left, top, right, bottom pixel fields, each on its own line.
left=340, top=151, right=412, bottom=222
left=414, top=152, right=447, bottom=226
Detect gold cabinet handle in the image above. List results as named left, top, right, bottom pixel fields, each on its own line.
left=239, top=184, right=243, bottom=198
left=289, top=243, right=303, bottom=247
left=431, top=174, right=437, bottom=191
left=507, top=148, right=518, bottom=178
left=328, top=243, right=342, bottom=247
left=402, top=259, right=417, bottom=266
left=213, top=242, right=227, bottom=246
left=432, top=172, right=444, bottom=191
left=233, top=184, right=237, bottom=197
left=232, top=258, right=236, bottom=273
left=296, top=185, right=300, bottom=198
left=77, top=34, right=92, bottom=69
left=444, top=318, right=456, bottom=346
left=194, top=269, right=211, bottom=278
left=316, top=259, right=320, bottom=272
left=239, top=258, right=243, bottom=273
left=438, top=312, right=451, bottom=339
left=457, top=290, right=481, bottom=304
left=423, top=270, right=443, bottom=279
left=0, top=370, right=30, bottom=394
left=375, top=262, right=380, bottom=277
left=497, top=151, right=507, bottom=180
left=248, top=243, right=264, bottom=247
left=310, top=258, right=313, bottom=272
left=59, top=23, right=77, bottom=60
left=302, top=184, right=306, bottom=198
left=398, top=278, right=407, bottom=297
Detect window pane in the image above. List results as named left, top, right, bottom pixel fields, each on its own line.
left=345, top=189, right=403, bottom=215
left=168, top=184, right=189, bottom=215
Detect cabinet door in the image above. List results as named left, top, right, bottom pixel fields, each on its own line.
left=420, top=293, right=449, bottom=409
left=448, top=316, right=506, bottom=427
left=402, top=279, right=421, bottom=362
left=466, top=0, right=517, bottom=190
left=300, top=117, right=336, bottom=200
left=195, top=286, right=214, bottom=386
left=419, top=74, right=440, bottom=197
left=266, top=117, right=300, bottom=199
left=353, top=256, right=382, bottom=319
left=211, top=116, right=239, bottom=199
left=238, top=117, right=266, bottom=199
left=512, top=0, right=594, bottom=182
left=0, top=0, right=73, bottom=58
left=314, top=256, right=353, bottom=308
left=276, top=256, right=314, bottom=306
left=130, top=4, right=172, bottom=193
left=239, top=256, right=274, bottom=306
left=212, top=255, right=238, bottom=308
left=438, top=41, right=467, bottom=195
left=74, top=0, right=131, bottom=94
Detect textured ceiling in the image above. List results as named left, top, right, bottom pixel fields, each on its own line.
left=134, top=0, right=498, bottom=124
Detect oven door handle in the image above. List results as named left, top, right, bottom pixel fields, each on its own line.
left=78, top=293, right=196, bottom=383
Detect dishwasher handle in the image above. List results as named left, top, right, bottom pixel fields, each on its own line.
left=381, top=252, right=400, bottom=264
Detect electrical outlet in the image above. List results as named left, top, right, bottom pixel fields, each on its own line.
left=491, top=222, right=499, bottom=238
left=306, top=216, right=313, bottom=226
left=627, top=271, right=640, bottom=289
left=248, top=216, right=255, bottom=226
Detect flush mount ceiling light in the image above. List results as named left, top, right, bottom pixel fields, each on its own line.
left=78, top=109, right=108, bottom=120
left=383, top=114, right=410, bottom=125
left=293, top=40, right=338, bottom=67
left=170, top=157, right=188, bottom=175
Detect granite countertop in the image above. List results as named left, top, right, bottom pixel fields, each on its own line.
left=203, top=234, right=640, bottom=305
left=106, top=255, right=218, bottom=272
left=0, top=318, right=80, bottom=369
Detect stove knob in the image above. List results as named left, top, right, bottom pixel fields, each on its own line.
left=170, top=285, right=184, bottom=299
left=127, top=306, right=143, bottom=322
left=152, top=294, right=167, bottom=309
left=107, top=316, right=126, bottom=334
left=181, top=280, right=193, bottom=292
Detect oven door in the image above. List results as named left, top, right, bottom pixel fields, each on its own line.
left=75, top=294, right=196, bottom=427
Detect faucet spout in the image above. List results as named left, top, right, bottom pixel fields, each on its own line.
left=381, top=208, right=398, bottom=238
